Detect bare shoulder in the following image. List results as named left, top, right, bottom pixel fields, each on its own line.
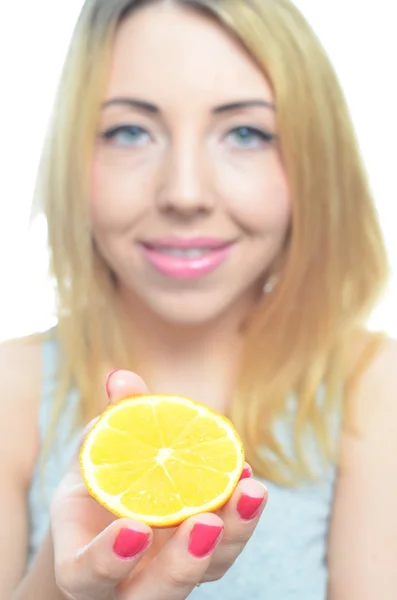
left=0, top=336, right=47, bottom=593
left=0, top=334, right=44, bottom=480
left=346, top=335, right=397, bottom=433
left=327, top=336, right=397, bottom=598
left=0, top=334, right=43, bottom=406
left=339, top=333, right=397, bottom=478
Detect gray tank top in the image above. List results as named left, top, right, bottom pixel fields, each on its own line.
left=27, top=334, right=337, bottom=598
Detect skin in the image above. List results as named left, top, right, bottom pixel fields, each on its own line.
left=1, top=4, right=397, bottom=600
left=90, top=4, right=290, bottom=328
left=90, top=5, right=290, bottom=409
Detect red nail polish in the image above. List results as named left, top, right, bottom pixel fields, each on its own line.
left=113, top=528, right=150, bottom=559
left=188, top=524, right=223, bottom=558
left=237, top=494, right=265, bottom=521
left=105, top=370, right=120, bottom=397
left=239, top=465, right=253, bottom=480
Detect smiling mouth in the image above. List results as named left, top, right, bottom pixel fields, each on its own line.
left=143, top=247, right=215, bottom=259
left=139, top=242, right=235, bottom=279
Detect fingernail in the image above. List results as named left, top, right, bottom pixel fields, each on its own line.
left=237, top=494, right=265, bottom=521
left=113, top=528, right=150, bottom=559
left=188, top=524, right=223, bottom=558
left=239, top=465, right=253, bottom=481
left=105, top=370, right=120, bottom=398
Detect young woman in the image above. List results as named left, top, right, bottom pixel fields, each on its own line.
left=2, top=0, right=396, bottom=599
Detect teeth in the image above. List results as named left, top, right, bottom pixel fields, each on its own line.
left=156, top=248, right=211, bottom=258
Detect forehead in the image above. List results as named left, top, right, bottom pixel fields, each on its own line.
left=105, top=4, right=274, bottom=106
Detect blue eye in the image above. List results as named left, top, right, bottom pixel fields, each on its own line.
left=101, top=125, right=150, bottom=147
left=227, top=126, right=275, bottom=148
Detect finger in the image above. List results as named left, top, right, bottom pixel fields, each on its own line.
left=105, top=369, right=149, bottom=403
left=128, top=513, right=225, bottom=600
left=53, top=517, right=152, bottom=600
left=204, top=477, right=267, bottom=581
left=238, top=462, right=253, bottom=481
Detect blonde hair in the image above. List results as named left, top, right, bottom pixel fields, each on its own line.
left=34, top=0, right=388, bottom=485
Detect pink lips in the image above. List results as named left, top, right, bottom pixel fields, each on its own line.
left=139, top=237, right=234, bottom=279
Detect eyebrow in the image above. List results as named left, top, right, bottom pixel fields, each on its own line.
left=101, top=97, right=276, bottom=114
left=213, top=100, right=275, bottom=113
left=102, top=97, right=159, bottom=113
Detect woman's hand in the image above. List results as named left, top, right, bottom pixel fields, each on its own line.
left=50, top=370, right=268, bottom=600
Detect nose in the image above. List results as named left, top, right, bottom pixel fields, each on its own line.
left=155, top=137, right=215, bottom=218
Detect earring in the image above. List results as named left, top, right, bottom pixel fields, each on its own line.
left=263, top=274, right=278, bottom=294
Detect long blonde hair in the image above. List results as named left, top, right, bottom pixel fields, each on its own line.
left=34, top=0, right=388, bottom=485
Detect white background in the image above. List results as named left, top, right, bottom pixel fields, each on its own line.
left=0, top=0, right=395, bottom=342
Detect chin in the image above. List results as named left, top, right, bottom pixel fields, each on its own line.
left=147, top=297, right=227, bottom=327
left=127, top=284, right=236, bottom=327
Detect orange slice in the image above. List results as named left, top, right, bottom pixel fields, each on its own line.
left=80, top=394, right=245, bottom=527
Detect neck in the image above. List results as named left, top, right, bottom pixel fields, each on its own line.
left=116, top=287, right=261, bottom=411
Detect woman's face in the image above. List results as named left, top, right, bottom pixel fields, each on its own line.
left=90, top=3, right=291, bottom=325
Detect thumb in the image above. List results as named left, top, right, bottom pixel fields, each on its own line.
left=54, top=518, right=152, bottom=600
left=105, top=369, right=149, bottom=404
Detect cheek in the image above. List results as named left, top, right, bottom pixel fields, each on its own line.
left=89, top=151, right=152, bottom=231
left=220, top=154, right=291, bottom=235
